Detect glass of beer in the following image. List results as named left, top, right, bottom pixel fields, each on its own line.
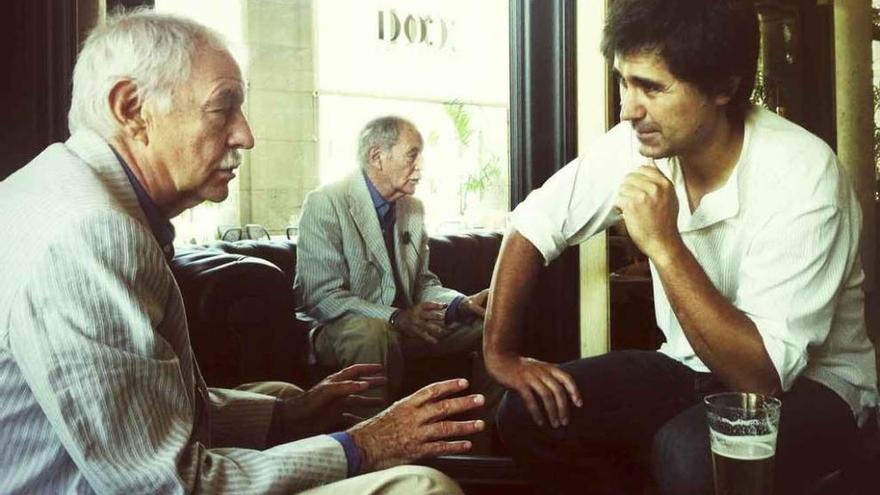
left=704, top=392, right=782, bottom=495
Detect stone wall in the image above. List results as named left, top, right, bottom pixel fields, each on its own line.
left=244, top=0, right=318, bottom=233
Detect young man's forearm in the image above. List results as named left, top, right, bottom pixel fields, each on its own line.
left=653, top=241, right=780, bottom=394
left=484, top=229, right=544, bottom=361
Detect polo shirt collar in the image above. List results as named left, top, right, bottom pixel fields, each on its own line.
left=363, top=170, right=394, bottom=219
left=662, top=116, right=752, bottom=234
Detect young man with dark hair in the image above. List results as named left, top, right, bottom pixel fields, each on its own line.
left=485, top=1, right=877, bottom=493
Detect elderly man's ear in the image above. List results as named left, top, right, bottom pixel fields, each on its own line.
left=368, top=146, right=383, bottom=170
left=109, top=79, right=150, bottom=145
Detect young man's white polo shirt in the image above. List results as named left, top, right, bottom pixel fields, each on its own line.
left=511, top=106, right=878, bottom=422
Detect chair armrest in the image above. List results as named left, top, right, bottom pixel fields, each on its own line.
left=171, top=248, right=309, bottom=387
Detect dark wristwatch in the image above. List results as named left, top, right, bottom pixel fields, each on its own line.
left=388, top=309, right=402, bottom=328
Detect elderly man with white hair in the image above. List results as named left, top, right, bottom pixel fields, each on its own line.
left=0, top=10, right=484, bottom=494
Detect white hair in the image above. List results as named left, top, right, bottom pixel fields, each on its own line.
left=357, top=116, right=415, bottom=169
left=68, top=8, right=228, bottom=139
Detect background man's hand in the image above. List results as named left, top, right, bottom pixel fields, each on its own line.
left=615, top=159, right=682, bottom=262
left=281, top=364, right=386, bottom=440
left=485, top=353, right=581, bottom=428
left=347, top=378, right=485, bottom=472
left=459, top=288, right=490, bottom=319
left=393, top=301, right=448, bottom=344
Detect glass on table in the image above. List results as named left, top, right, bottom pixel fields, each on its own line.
left=705, top=392, right=782, bottom=495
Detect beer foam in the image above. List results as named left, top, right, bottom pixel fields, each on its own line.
left=710, top=431, right=775, bottom=460
left=709, top=415, right=778, bottom=436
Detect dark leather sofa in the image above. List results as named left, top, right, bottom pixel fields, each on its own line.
left=171, top=239, right=306, bottom=387
left=169, top=230, right=576, bottom=389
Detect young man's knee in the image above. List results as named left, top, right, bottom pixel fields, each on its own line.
left=496, top=390, right=537, bottom=445
left=650, top=418, right=713, bottom=495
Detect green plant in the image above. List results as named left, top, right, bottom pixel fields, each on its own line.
left=462, top=155, right=501, bottom=199
left=444, top=101, right=473, bottom=148
left=443, top=101, right=501, bottom=215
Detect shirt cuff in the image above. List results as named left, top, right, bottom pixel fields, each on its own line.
left=329, top=431, right=362, bottom=477
left=445, top=295, right=466, bottom=324
left=509, top=207, right=564, bottom=266
left=266, top=398, right=285, bottom=446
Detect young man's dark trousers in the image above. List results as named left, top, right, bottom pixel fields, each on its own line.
left=497, top=350, right=859, bottom=494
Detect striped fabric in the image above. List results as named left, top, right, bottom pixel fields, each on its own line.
left=512, top=106, right=878, bottom=423
left=295, top=171, right=462, bottom=324
left=0, top=131, right=347, bottom=493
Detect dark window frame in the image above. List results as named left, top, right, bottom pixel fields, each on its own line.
left=508, top=0, right=580, bottom=363
left=509, top=0, right=578, bottom=207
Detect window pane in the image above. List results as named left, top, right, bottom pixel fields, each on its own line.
left=157, top=0, right=510, bottom=242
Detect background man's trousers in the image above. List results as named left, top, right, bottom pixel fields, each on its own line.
left=314, top=317, right=502, bottom=452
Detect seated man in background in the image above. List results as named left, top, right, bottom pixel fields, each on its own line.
left=0, top=11, right=485, bottom=494
left=485, top=0, right=878, bottom=494
left=295, top=116, right=497, bottom=419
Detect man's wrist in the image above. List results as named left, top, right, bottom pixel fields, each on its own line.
left=329, top=431, right=363, bottom=476
left=347, top=427, right=375, bottom=474
left=648, top=237, right=687, bottom=270
left=445, top=296, right=466, bottom=324
left=484, top=347, right=518, bottom=368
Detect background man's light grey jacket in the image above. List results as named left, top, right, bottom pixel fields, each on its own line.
left=295, top=172, right=462, bottom=324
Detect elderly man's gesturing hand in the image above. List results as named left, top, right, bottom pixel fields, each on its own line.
left=347, top=378, right=485, bottom=472
left=281, top=364, right=386, bottom=441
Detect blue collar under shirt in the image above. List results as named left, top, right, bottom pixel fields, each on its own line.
left=363, top=170, right=396, bottom=232
left=111, top=147, right=176, bottom=260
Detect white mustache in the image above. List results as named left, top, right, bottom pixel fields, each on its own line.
left=218, top=150, right=242, bottom=171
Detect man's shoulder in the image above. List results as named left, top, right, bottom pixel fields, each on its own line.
left=4, top=141, right=91, bottom=188
left=745, top=108, right=843, bottom=204
left=0, top=154, right=158, bottom=310
left=748, top=107, right=835, bottom=168
left=305, top=172, right=360, bottom=204
left=2, top=143, right=120, bottom=222
left=583, top=122, right=633, bottom=162
left=301, top=182, right=346, bottom=226
left=3, top=141, right=152, bottom=246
